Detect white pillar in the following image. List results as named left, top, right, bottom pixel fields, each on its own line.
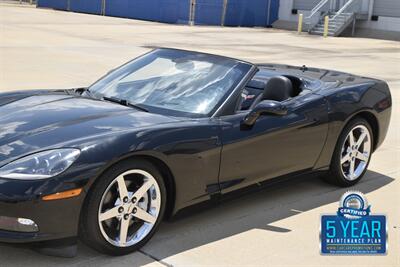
left=368, top=0, right=374, bottom=20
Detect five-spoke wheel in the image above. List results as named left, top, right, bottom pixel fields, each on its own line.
left=98, top=169, right=161, bottom=247
left=81, top=160, right=166, bottom=255
left=340, top=125, right=371, bottom=181
left=326, top=117, right=373, bottom=186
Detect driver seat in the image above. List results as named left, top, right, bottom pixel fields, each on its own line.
left=249, top=76, right=293, bottom=110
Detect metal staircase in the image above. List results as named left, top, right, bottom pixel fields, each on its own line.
left=303, top=0, right=365, bottom=37
left=310, top=12, right=355, bottom=36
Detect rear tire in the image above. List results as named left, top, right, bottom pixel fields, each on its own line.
left=80, top=159, right=166, bottom=256
left=325, top=117, right=374, bottom=187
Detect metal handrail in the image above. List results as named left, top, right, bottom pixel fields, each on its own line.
left=303, top=0, right=332, bottom=31
left=331, top=0, right=361, bottom=20
left=306, top=0, right=329, bottom=19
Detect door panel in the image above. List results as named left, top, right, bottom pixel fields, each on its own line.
left=218, top=93, right=329, bottom=193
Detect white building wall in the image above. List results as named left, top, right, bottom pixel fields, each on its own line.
left=275, top=0, right=400, bottom=34
left=278, top=0, right=292, bottom=20
left=278, top=0, right=296, bottom=21
left=361, top=0, right=400, bottom=32
left=358, top=16, right=400, bottom=31
left=373, top=0, right=400, bottom=17
left=293, top=0, right=320, bottom=10
left=278, top=0, right=311, bottom=22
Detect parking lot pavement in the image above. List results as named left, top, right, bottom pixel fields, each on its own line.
left=0, top=2, right=399, bottom=266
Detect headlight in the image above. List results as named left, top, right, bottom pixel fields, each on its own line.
left=0, top=149, right=80, bottom=180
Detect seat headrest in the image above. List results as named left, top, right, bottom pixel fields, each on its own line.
left=261, top=76, right=293, bottom=102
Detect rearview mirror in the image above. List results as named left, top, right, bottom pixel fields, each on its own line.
left=242, top=100, right=287, bottom=126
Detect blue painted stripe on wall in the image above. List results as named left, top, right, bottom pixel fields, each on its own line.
left=225, top=0, right=280, bottom=26
left=225, top=0, right=269, bottom=27
left=37, top=0, right=69, bottom=10
left=36, top=0, right=279, bottom=27
left=159, top=0, right=190, bottom=24
left=269, top=0, right=280, bottom=25
left=194, top=0, right=224, bottom=25
left=105, top=0, right=190, bottom=24
left=69, top=0, right=102, bottom=15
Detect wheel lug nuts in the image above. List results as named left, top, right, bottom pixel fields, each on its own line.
left=132, top=197, right=137, bottom=203
left=124, top=214, right=129, bottom=220
left=118, top=207, right=124, bottom=213
left=133, top=208, right=137, bottom=214
left=123, top=197, right=129, bottom=203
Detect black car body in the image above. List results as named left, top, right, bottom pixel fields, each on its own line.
left=0, top=49, right=391, bottom=253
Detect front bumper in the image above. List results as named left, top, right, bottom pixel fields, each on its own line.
left=0, top=178, right=86, bottom=243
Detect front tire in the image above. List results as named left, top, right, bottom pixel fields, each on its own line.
left=80, top=159, right=166, bottom=256
left=325, top=117, right=374, bottom=187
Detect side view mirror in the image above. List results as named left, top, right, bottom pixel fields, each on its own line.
left=242, top=100, right=287, bottom=126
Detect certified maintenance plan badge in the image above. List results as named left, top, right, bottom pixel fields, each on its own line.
left=320, top=191, right=387, bottom=255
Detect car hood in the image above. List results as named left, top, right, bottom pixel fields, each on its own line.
left=0, top=93, right=180, bottom=163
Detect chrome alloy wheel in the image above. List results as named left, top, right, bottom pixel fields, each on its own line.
left=98, top=169, right=161, bottom=247
left=340, top=125, right=372, bottom=181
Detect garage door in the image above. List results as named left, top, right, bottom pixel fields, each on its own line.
left=373, top=0, right=400, bottom=17
left=293, top=0, right=320, bottom=10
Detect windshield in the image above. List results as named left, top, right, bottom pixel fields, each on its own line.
left=88, top=49, right=252, bottom=117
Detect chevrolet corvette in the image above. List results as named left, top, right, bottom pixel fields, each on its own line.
left=0, top=48, right=392, bottom=256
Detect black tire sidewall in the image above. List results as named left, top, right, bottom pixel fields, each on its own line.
left=80, top=159, right=167, bottom=256
left=329, top=117, right=374, bottom=187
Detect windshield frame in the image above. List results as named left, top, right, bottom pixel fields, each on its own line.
left=87, top=48, right=255, bottom=118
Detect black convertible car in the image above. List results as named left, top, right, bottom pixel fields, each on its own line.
left=0, top=48, right=391, bottom=256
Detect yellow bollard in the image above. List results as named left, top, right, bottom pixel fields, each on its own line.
left=323, top=16, right=329, bottom=37
left=297, top=14, right=303, bottom=34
